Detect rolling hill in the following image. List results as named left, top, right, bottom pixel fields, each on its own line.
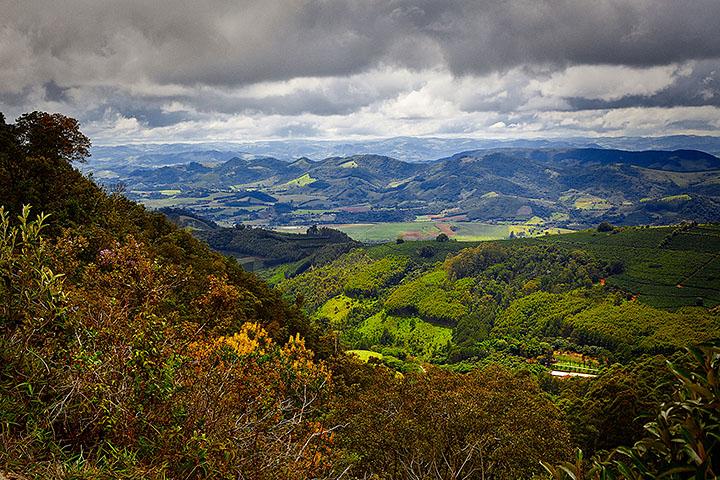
left=97, top=147, right=720, bottom=228
left=275, top=223, right=720, bottom=368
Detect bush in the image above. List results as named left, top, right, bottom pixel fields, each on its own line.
left=418, top=245, right=435, bottom=258
left=335, top=366, right=572, bottom=479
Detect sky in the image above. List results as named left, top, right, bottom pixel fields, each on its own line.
left=1, top=0, right=720, bottom=144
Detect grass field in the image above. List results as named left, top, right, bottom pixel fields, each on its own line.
left=345, top=350, right=383, bottom=362
left=533, top=225, right=720, bottom=308
left=355, top=312, right=452, bottom=360
left=315, top=294, right=363, bottom=325
left=332, top=222, right=441, bottom=242
left=451, top=223, right=509, bottom=241
left=298, top=221, right=568, bottom=243
left=574, top=196, right=612, bottom=210
left=283, top=173, right=317, bottom=188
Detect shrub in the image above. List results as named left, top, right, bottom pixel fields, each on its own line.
left=597, top=222, right=614, bottom=232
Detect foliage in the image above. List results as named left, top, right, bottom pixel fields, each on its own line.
left=283, top=222, right=719, bottom=367
left=344, top=255, right=409, bottom=297
left=385, top=270, right=474, bottom=325
left=349, top=311, right=452, bottom=361
left=555, top=355, right=677, bottom=456
left=495, top=289, right=720, bottom=359
left=542, top=341, right=720, bottom=479
left=192, top=218, right=357, bottom=268
left=334, top=365, right=572, bottom=480
left=0, top=112, right=101, bottom=228
left=0, top=112, right=335, bottom=477
left=280, top=249, right=373, bottom=311
left=445, top=243, right=603, bottom=306
left=534, top=225, right=720, bottom=308
left=0, top=208, right=337, bottom=477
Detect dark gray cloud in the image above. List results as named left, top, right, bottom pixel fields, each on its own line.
left=4, top=0, right=720, bottom=87
left=1, top=0, right=719, bottom=140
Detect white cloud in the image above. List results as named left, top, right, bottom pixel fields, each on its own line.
left=528, top=64, right=682, bottom=101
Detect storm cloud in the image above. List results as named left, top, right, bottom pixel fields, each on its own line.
left=1, top=0, right=719, bottom=142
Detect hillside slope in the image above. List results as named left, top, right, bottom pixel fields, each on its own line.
left=277, top=224, right=720, bottom=367
left=97, top=148, right=720, bottom=227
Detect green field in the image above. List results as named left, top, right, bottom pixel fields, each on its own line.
left=345, top=349, right=383, bottom=362
left=332, top=221, right=441, bottom=242
left=294, top=221, right=567, bottom=243
left=283, top=173, right=317, bottom=187
left=315, top=294, right=363, bottom=325
left=354, top=312, right=452, bottom=360
left=533, top=225, right=720, bottom=308
left=451, top=223, right=510, bottom=241
left=574, top=196, right=611, bottom=210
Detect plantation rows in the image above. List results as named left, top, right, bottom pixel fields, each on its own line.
left=535, top=225, right=720, bottom=308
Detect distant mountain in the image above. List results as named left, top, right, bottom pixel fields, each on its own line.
left=88, top=135, right=720, bottom=168
left=94, top=147, right=720, bottom=228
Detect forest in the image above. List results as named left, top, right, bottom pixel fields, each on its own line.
left=1, top=112, right=718, bottom=479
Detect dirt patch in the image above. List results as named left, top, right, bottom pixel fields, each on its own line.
left=435, top=222, right=455, bottom=237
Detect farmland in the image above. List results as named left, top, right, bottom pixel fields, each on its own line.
left=95, top=147, right=720, bottom=231
left=276, top=220, right=566, bottom=243
left=532, top=224, right=720, bottom=308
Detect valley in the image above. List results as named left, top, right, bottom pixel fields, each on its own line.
left=5, top=0, right=720, bottom=473
left=3, top=111, right=720, bottom=479
left=90, top=147, right=720, bottom=239
left=271, top=223, right=720, bottom=375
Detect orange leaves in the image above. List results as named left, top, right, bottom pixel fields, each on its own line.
left=189, top=322, right=328, bottom=383
left=222, top=322, right=272, bottom=356
left=195, top=274, right=242, bottom=314
left=282, top=333, right=332, bottom=385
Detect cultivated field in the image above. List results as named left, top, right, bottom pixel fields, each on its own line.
left=533, top=224, right=720, bottom=308
left=277, top=220, right=568, bottom=243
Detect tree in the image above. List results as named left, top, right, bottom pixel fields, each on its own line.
left=418, top=245, right=435, bottom=258
left=611, top=341, right=720, bottom=478
left=436, top=232, right=449, bottom=242
left=335, top=366, right=572, bottom=479
left=0, top=206, right=337, bottom=478
left=543, top=341, right=720, bottom=479
left=597, top=222, right=614, bottom=232
left=14, top=111, right=90, bottom=163
left=0, top=111, right=97, bottom=223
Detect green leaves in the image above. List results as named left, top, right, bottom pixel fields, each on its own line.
left=543, top=341, right=720, bottom=479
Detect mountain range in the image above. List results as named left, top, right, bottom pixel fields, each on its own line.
left=88, top=135, right=720, bottom=167
left=92, top=146, right=720, bottom=228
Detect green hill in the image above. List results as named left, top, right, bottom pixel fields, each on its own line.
left=161, top=207, right=358, bottom=272
left=530, top=224, right=720, bottom=308
left=279, top=224, right=720, bottom=365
